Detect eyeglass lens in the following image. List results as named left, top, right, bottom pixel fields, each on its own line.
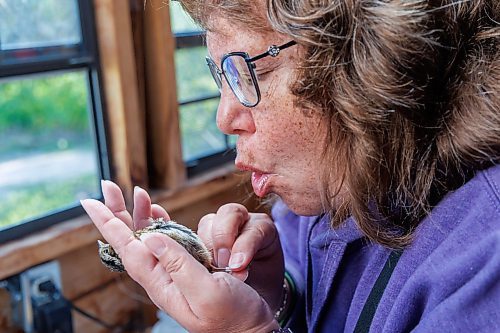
left=221, top=55, right=259, bottom=106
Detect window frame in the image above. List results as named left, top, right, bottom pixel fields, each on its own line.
left=173, top=30, right=237, bottom=177
left=0, top=0, right=110, bottom=244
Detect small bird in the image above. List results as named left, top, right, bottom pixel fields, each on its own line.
left=97, top=217, right=232, bottom=273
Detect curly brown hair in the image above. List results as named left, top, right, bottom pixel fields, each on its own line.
left=177, top=0, right=500, bottom=248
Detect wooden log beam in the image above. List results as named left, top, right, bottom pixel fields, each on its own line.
left=143, top=0, right=187, bottom=190
left=94, top=0, right=149, bottom=199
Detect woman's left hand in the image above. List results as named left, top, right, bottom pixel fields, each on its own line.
left=81, top=181, right=279, bottom=333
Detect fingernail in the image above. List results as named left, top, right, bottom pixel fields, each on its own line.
left=241, top=269, right=249, bottom=282
left=134, top=186, right=141, bottom=194
left=140, top=234, right=165, bottom=257
left=229, top=252, right=245, bottom=269
left=217, top=248, right=231, bottom=267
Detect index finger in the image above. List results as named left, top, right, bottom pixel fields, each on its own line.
left=81, top=198, right=136, bottom=255
left=101, top=180, right=133, bottom=229
left=140, top=233, right=218, bottom=311
left=81, top=199, right=177, bottom=296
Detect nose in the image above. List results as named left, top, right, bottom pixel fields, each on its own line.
left=216, top=88, right=256, bottom=135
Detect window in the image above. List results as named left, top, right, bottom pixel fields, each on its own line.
left=0, top=0, right=109, bottom=243
left=170, top=2, right=236, bottom=177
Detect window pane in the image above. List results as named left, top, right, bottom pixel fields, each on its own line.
left=0, top=71, right=101, bottom=230
left=169, top=1, right=201, bottom=34
left=180, top=99, right=226, bottom=161
left=228, top=135, right=237, bottom=147
left=175, top=47, right=219, bottom=102
left=0, top=0, right=81, bottom=50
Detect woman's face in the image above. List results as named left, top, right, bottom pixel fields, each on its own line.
left=207, top=18, right=327, bottom=215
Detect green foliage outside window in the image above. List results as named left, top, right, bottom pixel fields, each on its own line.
left=0, top=72, right=99, bottom=228
left=175, top=47, right=218, bottom=102
left=0, top=73, right=88, bottom=132
left=0, top=72, right=91, bottom=160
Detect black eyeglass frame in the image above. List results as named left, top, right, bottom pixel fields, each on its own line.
left=205, top=40, right=297, bottom=107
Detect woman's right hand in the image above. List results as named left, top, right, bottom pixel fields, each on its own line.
left=197, top=203, right=285, bottom=313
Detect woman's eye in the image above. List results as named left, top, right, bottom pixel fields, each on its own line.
left=256, top=71, right=272, bottom=80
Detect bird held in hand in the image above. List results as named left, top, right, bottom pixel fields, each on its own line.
left=97, top=217, right=231, bottom=273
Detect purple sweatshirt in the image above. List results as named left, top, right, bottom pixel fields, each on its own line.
left=272, top=164, right=500, bottom=332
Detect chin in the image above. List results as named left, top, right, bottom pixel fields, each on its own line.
left=275, top=193, right=324, bottom=216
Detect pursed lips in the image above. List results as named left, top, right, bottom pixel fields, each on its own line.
left=235, top=161, right=267, bottom=174
left=235, top=161, right=278, bottom=197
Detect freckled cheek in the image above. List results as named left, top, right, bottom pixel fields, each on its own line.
left=255, top=101, right=313, bottom=152
left=257, top=120, right=315, bottom=162
left=253, top=80, right=322, bottom=160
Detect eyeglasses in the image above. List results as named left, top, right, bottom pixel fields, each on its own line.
left=205, top=40, right=297, bottom=107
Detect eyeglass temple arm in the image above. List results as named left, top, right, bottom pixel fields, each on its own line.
left=248, top=40, right=297, bottom=62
